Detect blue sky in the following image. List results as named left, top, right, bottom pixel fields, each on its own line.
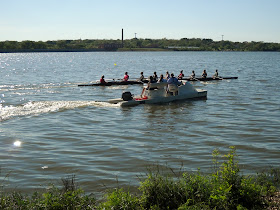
left=1, top=0, right=280, bottom=42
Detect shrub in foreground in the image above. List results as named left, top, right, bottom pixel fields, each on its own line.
left=0, top=176, right=96, bottom=209
left=99, top=188, right=139, bottom=209
left=139, top=170, right=186, bottom=209
left=100, top=146, right=279, bottom=209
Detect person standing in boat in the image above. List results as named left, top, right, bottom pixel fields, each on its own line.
left=168, top=73, right=181, bottom=85
left=201, top=69, right=207, bottom=78
left=167, top=73, right=181, bottom=95
left=213, top=69, right=219, bottom=78
left=190, top=70, right=196, bottom=80
left=100, top=75, right=106, bottom=84
left=139, top=72, right=145, bottom=81
left=123, top=72, right=129, bottom=81
left=177, top=70, right=184, bottom=80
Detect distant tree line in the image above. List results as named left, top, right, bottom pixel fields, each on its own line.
left=1, top=38, right=280, bottom=52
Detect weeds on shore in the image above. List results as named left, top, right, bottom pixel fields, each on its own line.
left=0, top=175, right=96, bottom=209
left=1, top=146, right=280, bottom=209
left=100, top=146, right=280, bottom=209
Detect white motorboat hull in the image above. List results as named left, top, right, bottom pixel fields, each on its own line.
left=108, top=82, right=207, bottom=107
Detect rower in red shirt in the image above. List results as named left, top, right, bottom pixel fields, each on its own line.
left=123, top=72, right=129, bottom=81
left=177, top=70, right=184, bottom=80
left=100, top=75, right=106, bottom=83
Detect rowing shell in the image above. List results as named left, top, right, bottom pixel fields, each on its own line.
left=78, top=77, right=237, bottom=87
left=182, top=76, right=238, bottom=81
left=78, top=80, right=148, bottom=86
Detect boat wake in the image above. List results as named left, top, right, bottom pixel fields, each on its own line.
left=0, top=100, right=119, bottom=122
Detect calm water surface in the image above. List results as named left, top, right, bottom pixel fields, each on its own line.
left=0, top=51, right=280, bottom=194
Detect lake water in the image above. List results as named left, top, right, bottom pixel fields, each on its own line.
left=0, top=51, right=280, bottom=195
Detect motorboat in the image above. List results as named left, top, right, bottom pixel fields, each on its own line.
left=108, top=81, right=207, bottom=107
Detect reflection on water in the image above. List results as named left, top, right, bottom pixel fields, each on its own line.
left=0, top=51, right=280, bottom=193
left=13, top=140, right=22, bottom=147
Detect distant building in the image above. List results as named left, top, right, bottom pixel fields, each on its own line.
left=99, top=43, right=124, bottom=50
left=167, top=46, right=200, bottom=49
left=99, top=28, right=124, bottom=50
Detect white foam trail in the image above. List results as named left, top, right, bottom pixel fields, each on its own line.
left=0, top=82, right=78, bottom=92
left=108, top=86, right=130, bottom=90
left=0, top=100, right=119, bottom=121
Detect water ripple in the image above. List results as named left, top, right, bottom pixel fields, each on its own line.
left=1, top=51, right=280, bottom=193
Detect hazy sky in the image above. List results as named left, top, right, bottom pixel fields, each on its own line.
left=1, top=0, right=280, bottom=42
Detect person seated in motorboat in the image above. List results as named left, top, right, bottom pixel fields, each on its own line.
left=201, top=69, right=207, bottom=78
left=153, top=72, right=158, bottom=81
left=138, top=72, right=145, bottom=81
left=157, top=74, right=167, bottom=83
left=213, top=69, right=219, bottom=78
left=167, top=73, right=181, bottom=95
left=168, top=73, right=181, bottom=85
left=165, top=71, right=170, bottom=79
left=100, top=75, right=106, bottom=84
left=177, top=70, right=184, bottom=80
left=146, top=76, right=157, bottom=90
left=123, top=72, right=129, bottom=81
left=149, top=76, right=156, bottom=83
left=190, top=70, right=196, bottom=80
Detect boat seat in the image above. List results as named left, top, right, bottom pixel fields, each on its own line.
left=168, top=84, right=178, bottom=95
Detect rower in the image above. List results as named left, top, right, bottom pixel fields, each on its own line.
left=201, top=69, right=207, bottom=78
left=165, top=71, right=170, bottom=79
left=190, top=70, right=196, bottom=80
left=123, top=72, right=129, bottom=81
left=153, top=72, right=158, bottom=81
left=139, top=72, right=144, bottom=81
left=213, top=69, right=219, bottom=78
left=100, top=75, right=106, bottom=84
left=177, top=70, right=184, bottom=80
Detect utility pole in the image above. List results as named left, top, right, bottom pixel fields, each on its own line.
left=122, top=28, right=124, bottom=47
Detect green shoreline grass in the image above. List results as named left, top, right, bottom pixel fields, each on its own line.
left=1, top=146, right=280, bottom=209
